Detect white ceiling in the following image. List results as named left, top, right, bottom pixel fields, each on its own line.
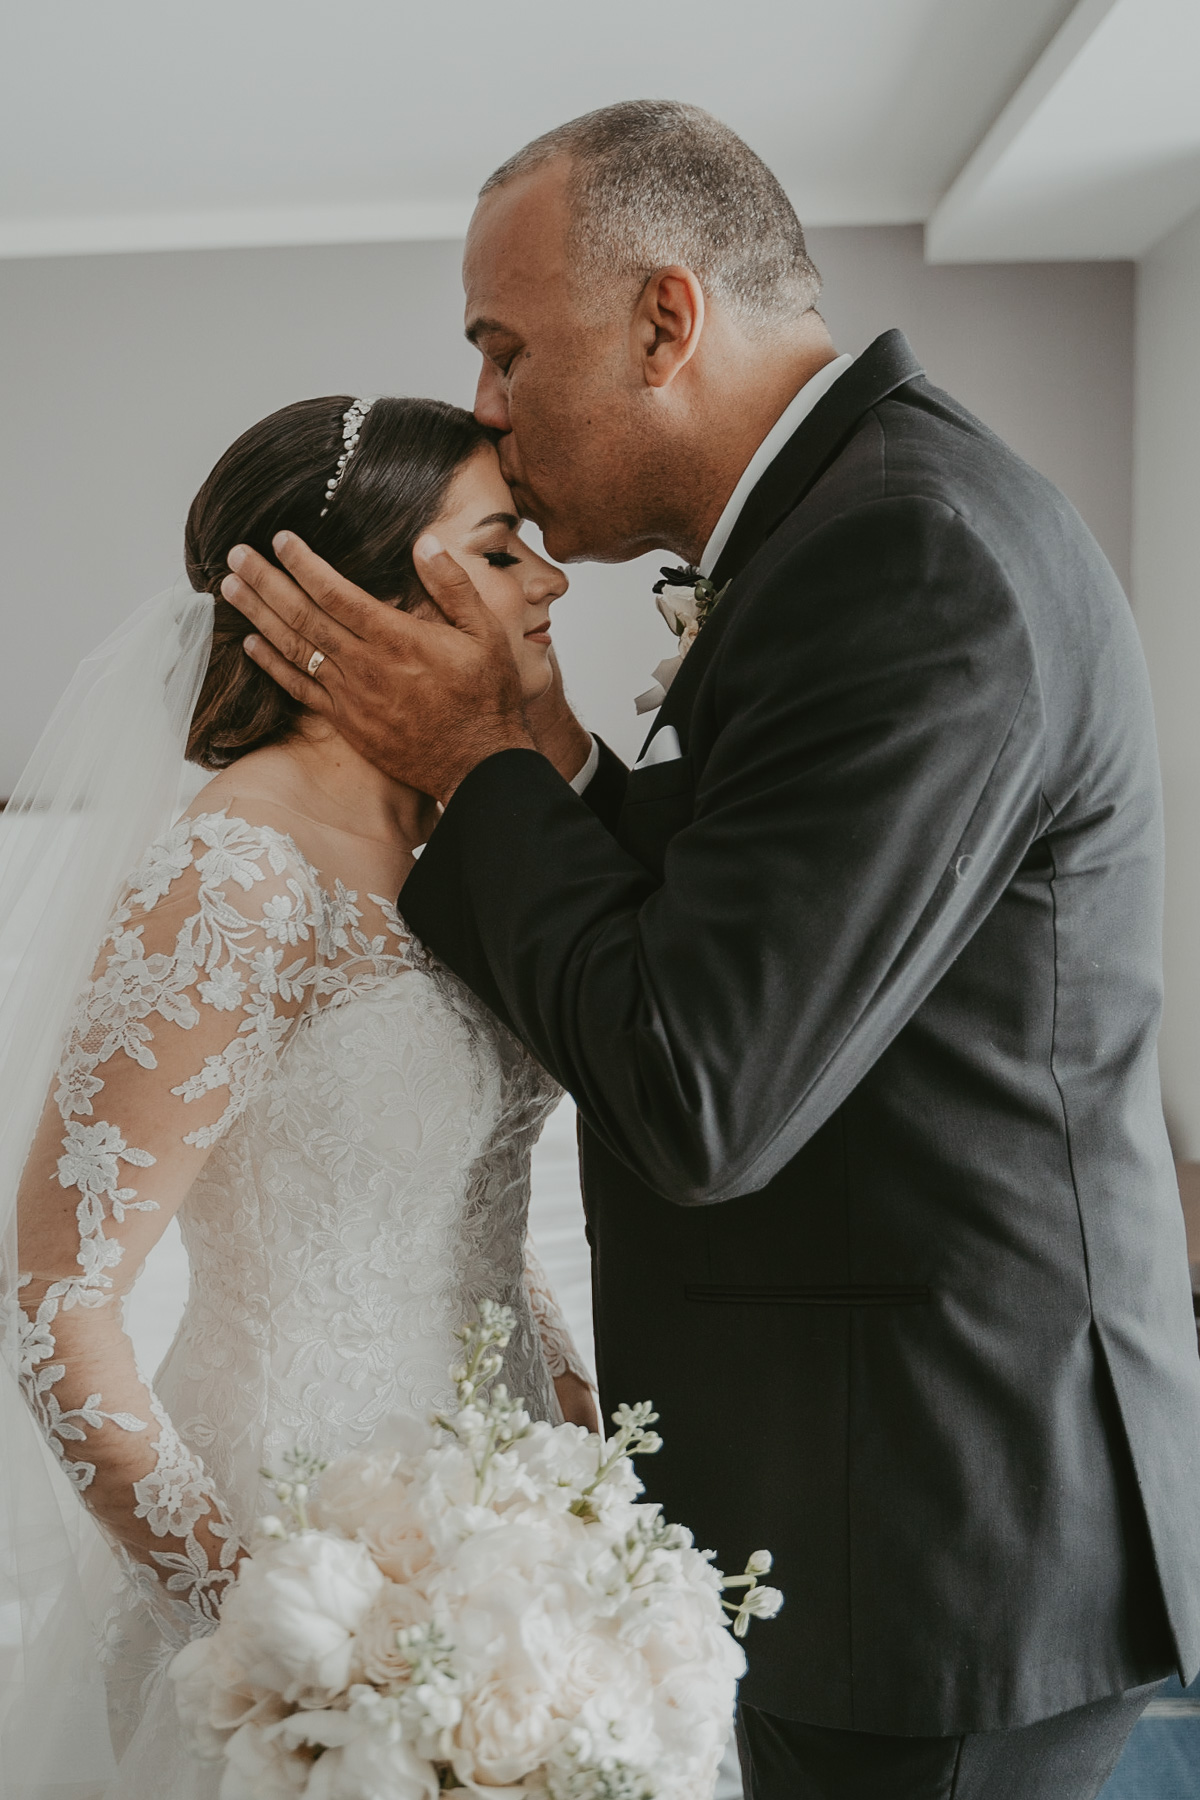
left=928, top=0, right=1200, bottom=260
left=1, top=0, right=1079, bottom=257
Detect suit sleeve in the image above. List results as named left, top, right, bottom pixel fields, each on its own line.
left=401, top=498, right=1043, bottom=1205
left=579, top=736, right=628, bottom=834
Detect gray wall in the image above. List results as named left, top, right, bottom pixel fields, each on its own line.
left=0, top=226, right=1133, bottom=790
left=1133, top=201, right=1200, bottom=1157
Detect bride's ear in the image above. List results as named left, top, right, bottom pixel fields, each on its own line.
left=634, top=266, right=705, bottom=391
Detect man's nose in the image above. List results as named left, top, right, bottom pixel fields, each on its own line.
left=473, top=364, right=510, bottom=432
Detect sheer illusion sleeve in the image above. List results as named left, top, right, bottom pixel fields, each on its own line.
left=523, top=1238, right=593, bottom=1386
left=15, top=813, right=320, bottom=1637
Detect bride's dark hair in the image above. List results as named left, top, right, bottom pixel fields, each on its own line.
left=185, top=396, right=494, bottom=770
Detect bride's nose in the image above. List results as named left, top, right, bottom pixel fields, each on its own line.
left=527, top=553, right=568, bottom=605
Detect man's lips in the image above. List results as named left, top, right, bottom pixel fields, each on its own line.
left=525, top=622, right=552, bottom=644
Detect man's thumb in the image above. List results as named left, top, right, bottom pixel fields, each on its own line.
left=412, top=534, right=490, bottom=633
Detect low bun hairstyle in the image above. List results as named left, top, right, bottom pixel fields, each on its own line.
left=185, top=396, right=494, bottom=770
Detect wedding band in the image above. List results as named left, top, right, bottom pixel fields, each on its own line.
left=305, top=649, right=325, bottom=678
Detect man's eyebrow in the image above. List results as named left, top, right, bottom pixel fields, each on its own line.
left=465, top=315, right=510, bottom=347
left=467, top=511, right=519, bottom=532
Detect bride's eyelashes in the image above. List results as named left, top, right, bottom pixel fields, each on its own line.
left=483, top=550, right=520, bottom=568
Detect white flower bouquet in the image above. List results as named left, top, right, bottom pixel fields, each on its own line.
left=169, top=1304, right=782, bottom=1799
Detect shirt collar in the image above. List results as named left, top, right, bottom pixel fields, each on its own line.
left=697, top=353, right=856, bottom=579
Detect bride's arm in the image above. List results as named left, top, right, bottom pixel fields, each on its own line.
left=523, top=1238, right=599, bottom=1431
left=16, top=816, right=318, bottom=1636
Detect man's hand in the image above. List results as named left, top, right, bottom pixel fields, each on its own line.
left=524, top=651, right=594, bottom=785
left=221, top=531, right=534, bottom=803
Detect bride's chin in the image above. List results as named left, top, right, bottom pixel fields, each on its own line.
left=521, top=656, right=555, bottom=703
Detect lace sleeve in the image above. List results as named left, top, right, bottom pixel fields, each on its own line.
left=15, top=813, right=320, bottom=1638
left=524, top=1237, right=593, bottom=1386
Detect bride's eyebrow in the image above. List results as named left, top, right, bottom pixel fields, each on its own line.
left=468, top=512, right=520, bottom=533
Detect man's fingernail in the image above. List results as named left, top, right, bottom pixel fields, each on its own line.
left=273, top=531, right=290, bottom=552
left=417, top=533, right=444, bottom=557
left=243, top=635, right=260, bottom=654
left=227, top=545, right=247, bottom=570
left=221, top=573, right=243, bottom=599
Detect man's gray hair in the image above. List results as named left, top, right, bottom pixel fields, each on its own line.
left=480, top=100, right=821, bottom=333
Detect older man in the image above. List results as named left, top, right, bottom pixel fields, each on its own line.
left=224, top=102, right=1200, bottom=1799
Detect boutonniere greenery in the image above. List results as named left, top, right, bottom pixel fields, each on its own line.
left=635, top=567, right=731, bottom=715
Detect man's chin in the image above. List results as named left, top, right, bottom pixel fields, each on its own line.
left=536, top=512, right=613, bottom=565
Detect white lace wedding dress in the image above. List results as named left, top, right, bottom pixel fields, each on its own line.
left=15, top=807, right=586, bottom=1798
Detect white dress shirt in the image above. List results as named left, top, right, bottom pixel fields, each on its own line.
left=568, top=735, right=600, bottom=794
left=697, top=353, right=855, bottom=578
left=574, top=352, right=855, bottom=789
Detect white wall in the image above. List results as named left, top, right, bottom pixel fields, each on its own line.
left=1133, top=202, right=1200, bottom=1156
left=0, top=227, right=1132, bottom=792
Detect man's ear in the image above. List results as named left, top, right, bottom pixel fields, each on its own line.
left=634, top=266, right=705, bottom=391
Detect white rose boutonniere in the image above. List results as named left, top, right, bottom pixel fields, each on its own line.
left=635, top=567, right=730, bottom=715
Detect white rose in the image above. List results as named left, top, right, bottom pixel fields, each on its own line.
left=655, top=589, right=700, bottom=635
left=356, top=1493, right=435, bottom=1586
left=218, top=1719, right=312, bottom=1800
left=454, top=1677, right=564, bottom=1787
left=354, top=1583, right=431, bottom=1689
left=228, top=1534, right=385, bottom=1706
left=311, top=1452, right=405, bottom=1538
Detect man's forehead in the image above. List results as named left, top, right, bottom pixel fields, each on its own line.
left=463, top=162, right=572, bottom=329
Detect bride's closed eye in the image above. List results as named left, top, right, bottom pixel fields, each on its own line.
left=484, top=550, right=520, bottom=568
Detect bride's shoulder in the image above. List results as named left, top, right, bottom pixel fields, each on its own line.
left=123, top=794, right=322, bottom=937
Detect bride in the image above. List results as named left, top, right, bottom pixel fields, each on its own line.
left=1, top=395, right=597, bottom=1798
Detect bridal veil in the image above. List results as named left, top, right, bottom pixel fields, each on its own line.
left=0, top=586, right=213, bottom=1798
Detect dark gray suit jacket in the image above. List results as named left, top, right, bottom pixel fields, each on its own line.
left=401, top=330, right=1200, bottom=1734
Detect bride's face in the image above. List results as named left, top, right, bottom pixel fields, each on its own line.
left=420, top=444, right=567, bottom=701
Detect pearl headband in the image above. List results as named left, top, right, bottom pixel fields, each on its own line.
left=320, top=397, right=375, bottom=515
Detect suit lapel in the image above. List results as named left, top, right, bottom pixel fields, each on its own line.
left=638, top=330, right=924, bottom=759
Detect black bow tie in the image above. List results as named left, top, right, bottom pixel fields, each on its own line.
left=652, top=564, right=701, bottom=595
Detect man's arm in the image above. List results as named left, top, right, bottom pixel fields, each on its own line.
left=579, top=738, right=628, bottom=833
left=400, top=499, right=1043, bottom=1205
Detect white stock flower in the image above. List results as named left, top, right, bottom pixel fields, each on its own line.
left=513, top=1420, right=600, bottom=1503
left=740, top=1584, right=784, bottom=1621
left=226, top=1533, right=384, bottom=1705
